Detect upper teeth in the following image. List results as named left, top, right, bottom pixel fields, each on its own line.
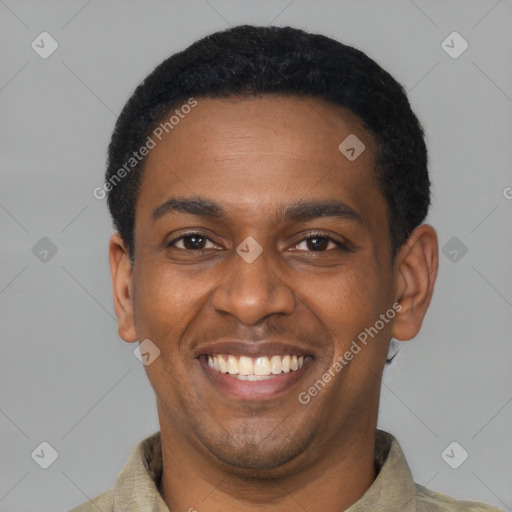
left=208, top=354, right=304, bottom=378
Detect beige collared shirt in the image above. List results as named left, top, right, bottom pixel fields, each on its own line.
left=69, top=430, right=502, bottom=511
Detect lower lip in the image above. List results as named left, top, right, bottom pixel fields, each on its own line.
left=198, top=355, right=314, bottom=400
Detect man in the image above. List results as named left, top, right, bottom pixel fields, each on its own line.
left=74, top=25, right=501, bottom=511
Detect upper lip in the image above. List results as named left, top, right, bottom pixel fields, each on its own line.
left=194, top=340, right=314, bottom=359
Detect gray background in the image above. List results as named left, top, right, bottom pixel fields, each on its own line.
left=1, top=0, right=511, bottom=510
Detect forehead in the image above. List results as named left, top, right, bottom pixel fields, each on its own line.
left=136, top=95, right=387, bottom=234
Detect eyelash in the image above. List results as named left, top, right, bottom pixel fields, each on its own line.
left=167, top=231, right=350, bottom=252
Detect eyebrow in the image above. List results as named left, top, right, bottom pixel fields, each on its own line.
left=151, top=197, right=361, bottom=223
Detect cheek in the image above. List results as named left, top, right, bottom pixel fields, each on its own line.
left=307, top=258, right=390, bottom=358
left=132, top=262, right=213, bottom=341
left=315, top=263, right=379, bottom=324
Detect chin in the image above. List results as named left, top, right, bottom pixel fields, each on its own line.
left=210, top=444, right=300, bottom=473
left=198, top=423, right=315, bottom=474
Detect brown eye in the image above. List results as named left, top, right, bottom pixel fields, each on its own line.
left=306, top=237, right=330, bottom=251
left=182, top=235, right=207, bottom=250
left=167, top=233, right=214, bottom=250
left=293, top=234, right=347, bottom=252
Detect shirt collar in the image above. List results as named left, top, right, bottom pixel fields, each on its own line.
left=111, top=429, right=417, bottom=511
left=112, top=431, right=168, bottom=511
left=346, top=430, right=417, bottom=511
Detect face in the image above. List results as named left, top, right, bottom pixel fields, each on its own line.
left=112, top=95, right=419, bottom=475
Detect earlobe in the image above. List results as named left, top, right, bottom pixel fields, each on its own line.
left=391, top=224, right=439, bottom=342
left=109, top=232, right=138, bottom=343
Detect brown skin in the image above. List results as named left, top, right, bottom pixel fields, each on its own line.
left=109, top=95, right=438, bottom=511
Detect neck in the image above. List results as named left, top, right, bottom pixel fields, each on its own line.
left=158, top=420, right=377, bottom=512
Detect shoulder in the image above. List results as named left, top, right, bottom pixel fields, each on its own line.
left=67, top=486, right=114, bottom=512
left=415, top=483, right=504, bottom=512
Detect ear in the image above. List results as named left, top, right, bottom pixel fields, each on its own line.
left=109, top=232, right=137, bottom=343
left=391, top=224, right=439, bottom=341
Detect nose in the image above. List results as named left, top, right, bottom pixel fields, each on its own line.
left=211, top=245, right=295, bottom=325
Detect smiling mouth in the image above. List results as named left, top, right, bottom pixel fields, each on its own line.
left=197, top=351, right=315, bottom=400
left=204, top=354, right=311, bottom=380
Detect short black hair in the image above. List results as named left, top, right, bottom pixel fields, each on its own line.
left=105, top=25, right=430, bottom=262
